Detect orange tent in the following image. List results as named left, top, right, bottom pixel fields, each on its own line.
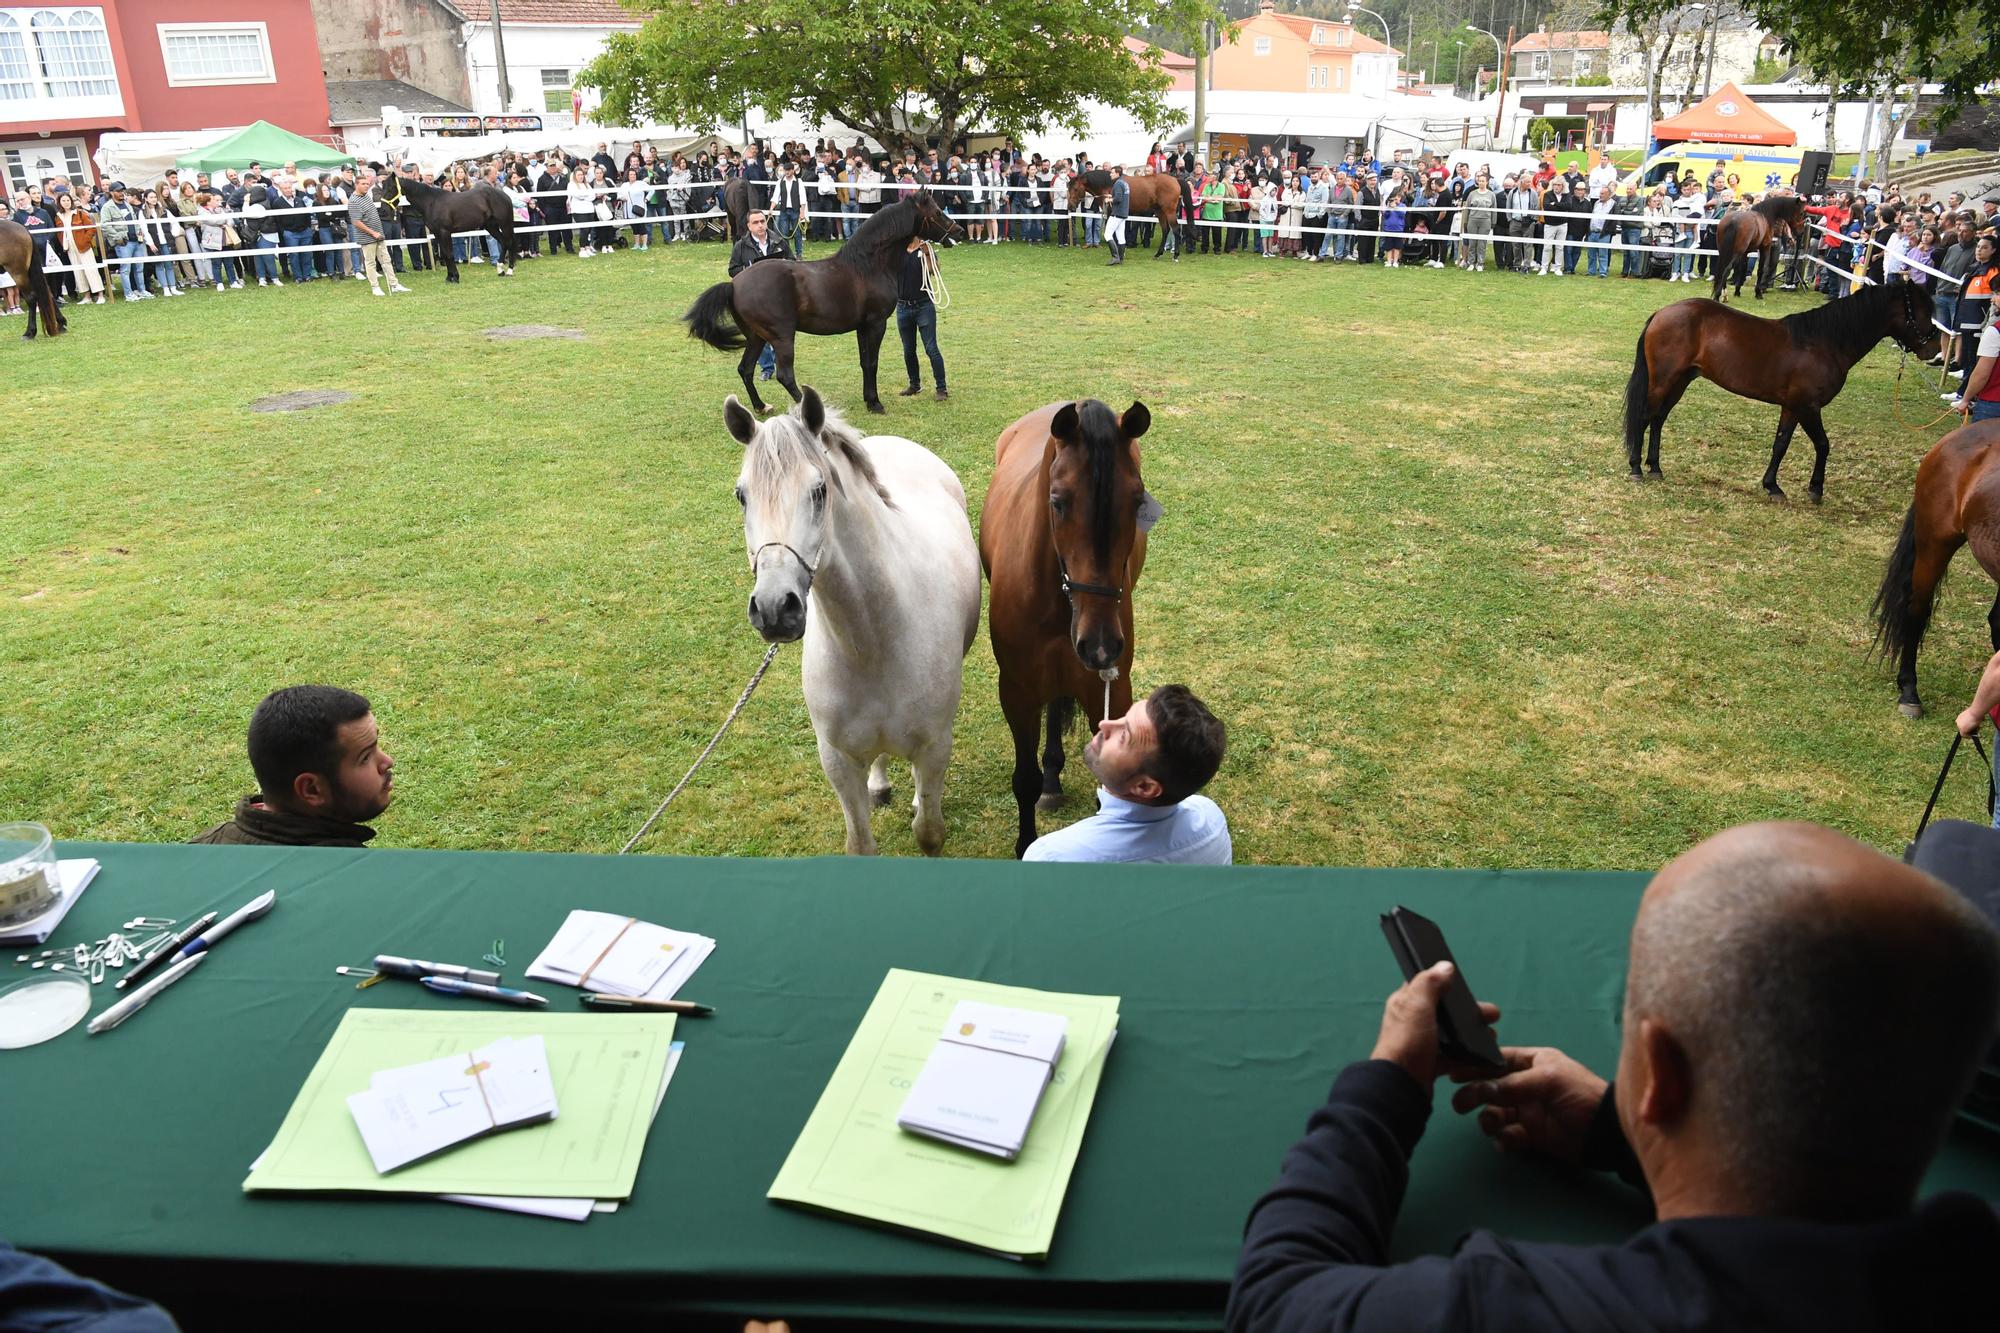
left=1650, top=82, right=1797, bottom=146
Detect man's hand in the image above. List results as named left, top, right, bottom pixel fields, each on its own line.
left=1448, top=1047, right=1608, bottom=1163
left=1368, top=961, right=1500, bottom=1088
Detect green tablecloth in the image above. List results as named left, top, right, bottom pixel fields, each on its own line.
left=5, top=843, right=1996, bottom=1328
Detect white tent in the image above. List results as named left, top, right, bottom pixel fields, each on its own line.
left=95, top=128, right=246, bottom=186
left=384, top=125, right=744, bottom=176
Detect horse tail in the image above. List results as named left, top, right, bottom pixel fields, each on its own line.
left=1623, top=314, right=1655, bottom=461
left=1871, top=503, right=1930, bottom=662
left=682, top=280, right=744, bottom=350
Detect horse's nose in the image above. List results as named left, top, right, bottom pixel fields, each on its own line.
left=1076, top=632, right=1123, bottom=672
left=749, top=590, right=806, bottom=643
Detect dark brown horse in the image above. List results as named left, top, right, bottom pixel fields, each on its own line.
left=1712, top=194, right=1807, bottom=302
left=979, top=399, right=1157, bottom=857
left=722, top=177, right=753, bottom=241
left=1624, top=280, right=1938, bottom=501
left=1873, top=418, right=2000, bottom=717
left=393, top=176, right=517, bottom=282
left=682, top=192, right=960, bottom=415
left=0, top=220, right=63, bottom=340
left=1068, top=171, right=1187, bottom=258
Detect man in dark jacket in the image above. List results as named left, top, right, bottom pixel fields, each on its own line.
left=730, top=209, right=784, bottom=379
left=1226, top=821, right=2000, bottom=1333
left=537, top=156, right=573, bottom=255
left=191, top=686, right=394, bottom=848
left=1104, top=165, right=1130, bottom=266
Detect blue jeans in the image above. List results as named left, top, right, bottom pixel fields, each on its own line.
left=113, top=240, right=146, bottom=296
left=841, top=203, right=860, bottom=239
left=282, top=229, right=313, bottom=281
left=775, top=208, right=802, bottom=257
left=254, top=236, right=280, bottom=283
left=759, top=344, right=776, bottom=375
left=1620, top=226, right=1642, bottom=276
left=1970, top=400, right=2000, bottom=424
left=896, top=299, right=945, bottom=390
left=150, top=248, right=180, bottom=292
left=1330, top=217, right=1352, bottom=259
left=1672, top=233, right=1696, bottom=279
left=1586, top=229, right=1612, bottom=276
left=1084, top=214, right=1101, bottom=246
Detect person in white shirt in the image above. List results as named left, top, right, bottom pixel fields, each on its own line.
left=1587, top=158, right=1619, bottom=197
left=1023, top=685, right=1232, bottom=865
left=566, top=167, right=601, bottom=256
left=1884, top=213, right=1917, bottom=282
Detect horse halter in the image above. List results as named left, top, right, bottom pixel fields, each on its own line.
left=1055, top=549, right=1122, bottom=604
left=753, top=540, right=819, bottom=578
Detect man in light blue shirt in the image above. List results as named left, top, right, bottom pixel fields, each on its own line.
left=1024, top=684, right=1231, bottom=864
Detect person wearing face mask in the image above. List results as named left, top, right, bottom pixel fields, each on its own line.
left=1021, top=685, right=1230, bottom=864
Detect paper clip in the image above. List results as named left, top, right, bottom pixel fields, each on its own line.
left=123, top=917, right=177, bottom=931
left=482, top=939, right=507, bottom=968
left=335, top=966, right=384, bottom=990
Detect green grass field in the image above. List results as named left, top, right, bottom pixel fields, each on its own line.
left=4, top=238, right=1993, bottom=867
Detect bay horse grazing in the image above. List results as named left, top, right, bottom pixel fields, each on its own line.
left=1067, top=171, right=1186, bottom=259
left=394, top=176, right=517, bottom=282
left=1623, top=280, right=1938, bottom=501
left=980, top=400, right=1159, bottom=857
left=1712, top=194, right=1807, bottom=302
left=1872, top=418, right=2000, bottom=718
left=0, top=220, right=63, bottom=340
left=723, top=385, right=981, bottom=854
left=684, top=192, right=960, bottom=416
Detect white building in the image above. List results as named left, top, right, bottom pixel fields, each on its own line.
left=1608, top=12, right=1786, bottom=94
left=461, top=0, right=639, bottom=128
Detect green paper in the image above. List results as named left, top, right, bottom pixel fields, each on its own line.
left=244, top=1009, right=675, bottom=1198
left=768, top=969, right=1120, bottom=1260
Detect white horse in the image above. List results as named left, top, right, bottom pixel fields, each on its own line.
left=723, top=386, right=981, bottom=855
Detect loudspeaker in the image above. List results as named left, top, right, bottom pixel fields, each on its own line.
left=1799, top=150, right=1833, bottom=197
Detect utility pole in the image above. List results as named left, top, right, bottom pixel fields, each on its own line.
left=1497, top=25, right=1513, bottom=147
left=1193, top=20, right=1211, bottom=164
left=489, top=0, right=511, bottom=113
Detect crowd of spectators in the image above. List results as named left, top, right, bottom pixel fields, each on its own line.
left=5, top=134, right=1994, bottom=318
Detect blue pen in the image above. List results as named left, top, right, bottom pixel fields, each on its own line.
left=420, top=976, right=549, bottom=1008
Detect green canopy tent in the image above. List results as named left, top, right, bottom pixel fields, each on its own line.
left=177, top=120, right=353, bottom=173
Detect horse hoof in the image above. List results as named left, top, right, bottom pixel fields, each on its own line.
left=1646, top=467, right=1663, bottom=480
left=1764, top=486, right=1787, bottom=501
left=865, top=401, right=887, bottom=415
left=1035, top=791, right=1065, bottom=813
left=870, top=786, right=892, bottom=808
left=1898, top=701, right=1924, bottom=720
left=1808, top=487, right=1824, bottom=505
left=1626, top=469, right=1645, bottom=483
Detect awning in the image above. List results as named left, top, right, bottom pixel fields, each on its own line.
left=178, top=121, right=354, bottom=172
left=1650, top=81, right=1797, bottom=146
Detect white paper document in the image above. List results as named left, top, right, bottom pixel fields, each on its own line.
left=525, top=910, right=714, bottom=999
left=897, top=1001, right=1068, bottom=1161
left=347, top=1035, right=558, bottom=1174
left=0, top=860, right=101, bottom=947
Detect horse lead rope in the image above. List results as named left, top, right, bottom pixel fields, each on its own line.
left=620, top=643, right=783, bottom=854
left=919, top=242, right=950, bottom=309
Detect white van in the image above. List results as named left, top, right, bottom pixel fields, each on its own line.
left=1621, top=142, right=1810, bottom=193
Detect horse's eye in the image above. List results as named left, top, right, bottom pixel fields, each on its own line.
left=734, top=486, right=746, bottom=507
left=1049, top=494, right=1067, bottom=517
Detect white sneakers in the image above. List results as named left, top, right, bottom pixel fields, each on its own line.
left=370, top=286, right=385, bottom=297
left=230, top=280, right=243, bottom=289
left=390, top=283, right=411, bottom=293
left=579, top=245, right=596, bottom=257
left=468, top=254, right=484, bottom=264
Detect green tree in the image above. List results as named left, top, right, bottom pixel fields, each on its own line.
left=578, top=0, right=1223, bottom=152
left=1594, top=0, right=1992, bottom=122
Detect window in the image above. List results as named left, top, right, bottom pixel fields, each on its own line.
left=1253, top=35, right=1271, bottom=56
left=1, top=136, right=85, bottom=194
left=1574, top=53, right=1592, bottom=77
left=541, top=67, right=570, bottom=113
left=159, top=22, right=272, bottom=86
left=0, top=14, right=32, bottom=100
left=1333, top=65, right=1345, bottom=89
left=1311, top=26, right=1324, bottom=43
left=1334, top=26, right=1351, bottom=48
left=1531, top=52, right=1549, bottom=77
left=31, top=8, right=114, bottom=97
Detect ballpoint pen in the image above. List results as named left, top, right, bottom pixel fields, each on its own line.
left=579, top=995, right=713, bottom=1016
left=372, top=955, right=502, bottom=986
left=419, top=976, right=548, bottom=1007
left=115, top=912, right=216, bottom=990
left=132, top=890, right=277, bottom=983
left=89, top=952, right=207, bottom=1034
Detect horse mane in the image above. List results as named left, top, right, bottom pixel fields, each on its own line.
left=747, top=400, right=896, bottom=513
left=835, top=195, right=921, bottom=265
left=1074, top=400, right=1125, bottom=559
left=1079, top=170, right=1113, bottom=191
left=1752, top=194, right=1803, bottom=223
left=1779, top=282, right=1896, bottom=355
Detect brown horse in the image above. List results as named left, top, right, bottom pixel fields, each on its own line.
left=1712, top=195, right=1807, bottom=303
left=979, top=399, right=1157, bottom=857
left=683, top=192, right=960, bottom=415
left=1068, top=171, right=1187, bottom=259
left=1872, top=418, right=2000, bottom=717
left=1623, top=280, right=1938, bottom=501
left=0, top=220, right=63, bottom=340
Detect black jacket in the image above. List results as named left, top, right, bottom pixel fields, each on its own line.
left=190, top=794, right=375, bottom=848
left=1227, top=1060, right=1998, bottom=1333
left=728, top=231, right=785, bottom=277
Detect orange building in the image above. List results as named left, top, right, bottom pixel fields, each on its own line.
left=1207, top=1, right=1403, bottom=98
left=1121, top=35, right=1196, bottom=93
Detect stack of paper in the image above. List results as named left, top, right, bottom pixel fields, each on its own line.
left=246, top=1010, right=679, bottom=1220
left=0, top=860, right=101, bottom=947
left=898, top=1001, right=1067, bottom=1160
left=769, top=969, right=1120, bottom=1261
left=525, top=910, right=714, bottom=999
left=347, top=1036, right=558, bottom=1173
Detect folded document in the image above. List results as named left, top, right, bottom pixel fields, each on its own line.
left=347, top=1035, right=558, bottom=1173
left=525, top=910, right=714, bottom=999
left=898, top=1001, right=1067, bottom=1160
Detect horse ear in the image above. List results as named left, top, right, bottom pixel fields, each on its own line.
left=800, top=385, right=825, bottom=436
left=724, top=395, right=757, bottom=445
left=1050, top=401, right=1080, bottom=444
left=1120, top=402, right=1151, bottom=441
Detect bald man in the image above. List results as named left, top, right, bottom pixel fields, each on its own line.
left=1227, top=822, right=2000, bottom=1332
